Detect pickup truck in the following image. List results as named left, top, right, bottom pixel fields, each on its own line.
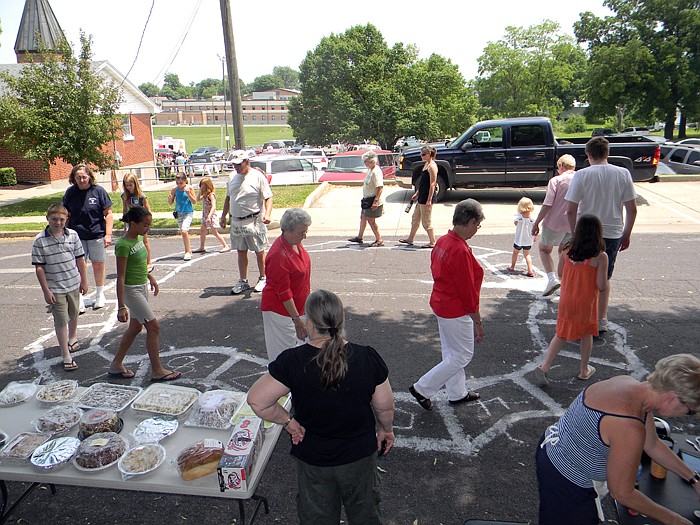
left=396, top=117, right=660, bottom=202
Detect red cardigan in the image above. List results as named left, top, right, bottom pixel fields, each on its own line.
left=260, top=235, right=311, bottom=316
left=429, top=230, right=483, bottom=318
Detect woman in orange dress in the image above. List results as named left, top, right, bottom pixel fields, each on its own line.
left=536, top=215, right=608, bottom=384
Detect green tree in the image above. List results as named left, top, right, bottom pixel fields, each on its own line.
left=272, top=66, right=300, bottom=89
left=160, top=72, right=193, bottom=99
left=475, top=21, right=587, bottom=119
left=288, top=24, right=476, bottom=148
left=0, top=32, right=122, bottom=170
left=138, top=81, right=160, bottom=97
left=575, top=0, right=700, bottom=139
left=250, top=74, right=282, bottom=92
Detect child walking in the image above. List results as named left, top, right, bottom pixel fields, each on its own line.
left=121, top=173, right=153, bottom=271
left=506, top=197, right=536, bottom=276
left=193, top=177, right=230, bottom=253
left=32, top=204, right=88, bottom=371
left=536, top=215, right=608, bottom=384
left=110, top=206, right=181, bottom=381
left=167, top=173, right=196, bottom=260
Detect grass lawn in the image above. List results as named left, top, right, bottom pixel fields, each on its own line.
left=153, top=125, right=295, bottom=151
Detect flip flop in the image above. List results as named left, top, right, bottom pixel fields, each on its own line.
left=151, top=371, right=182, bottom=382
left=348, top=236, right=363, bottom=243
left=369, top=240, right=384, bottom=247
left=409, top=385, right=433, bottom=411
left=68, top=341, right=80, bottom=352
left=421, top=244, right=435, bottom=249
left=577, top=365, right=597, bottom=381
left=398, top=239, right=414, bottom=245
left=219, top=247, right=231, bottom=253
left=448, top=391, right=480, bottom=405
left=535, top=366, right=549, bottom=386
left=63, top=360, right=78, bottom=371
left=192, top=249, right=206, bottom=253
left=526, top=271, right=535, bottom=277
left=108, top=368, right=135, bottom=379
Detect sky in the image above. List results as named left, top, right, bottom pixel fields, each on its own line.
left=0, top=0, right=613, bottom=88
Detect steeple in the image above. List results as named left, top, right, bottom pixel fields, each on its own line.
left=14, top=0, right=66, bottom=63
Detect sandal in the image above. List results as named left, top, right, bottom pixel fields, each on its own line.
left=151, top=371, right=182, bottom=382
left=577, top=365, right=596, bottom=381
left=63, top=360, right=78, bottom=371
left=369, top=240, right=384, bottom=247
left=108, top=368, right=135, bottom=379
left=399, top=239, right=414, bottom=245
left=526, top=271, right=535, bottom=277
left=192, top=248, right=206, bottom=254
left=68, top=340, right=80, bottom=352
left=448, top=391, right=480, bottom=405
left=409, top=385, right=433, bottom=411
left=505, top=266, right=515, bottom=272
left=421, top=244, right=435, bottom=249
left=219, top=247, right=231, bottom=253
left=348, top=236, right=363, bottom=244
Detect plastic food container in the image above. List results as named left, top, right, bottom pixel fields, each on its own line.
left=0, top=432, right=52, bottom=463
left=128, top=416, right=178, bottom=446
left=30, top=437, right=81, bottom=470
left=185, top=390, right=245, bottom=430
left=75, top=383, right=142, bottom=412
left=0, top=381, right=38, bottom=407
left=131, top=384, right=200, bottom=417
left=0, top=429, right=7, bottom=448
left=78, top=409, right=122, bottom=440
left=36, top=380, right=79, bottom=404
left=34, top=405, right=83, bottom=435
left=118, top=443, right=166, bottom=480
left=73, top=432, right=127, bottom=471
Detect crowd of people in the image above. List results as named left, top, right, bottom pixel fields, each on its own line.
left=28, top=137, right=699, bottom=524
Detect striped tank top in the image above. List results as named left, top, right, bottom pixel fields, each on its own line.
left=541, top=388, right=646, bottom=488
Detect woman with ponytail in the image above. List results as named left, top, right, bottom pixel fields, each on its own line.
left=248, top=289, right=395, bottom=524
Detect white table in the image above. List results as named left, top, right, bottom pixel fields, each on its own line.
left=0, top=388, right=286, bottom=525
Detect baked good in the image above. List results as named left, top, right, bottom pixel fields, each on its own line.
left=185, top=390, right=243, bottom=429
left=35, top=405, right=82, bottom=434
left=177, top=440, right=224, bottom=480
left=74, top=432, right=126, bottom=470
left=79, top=409, right=120, bottom=438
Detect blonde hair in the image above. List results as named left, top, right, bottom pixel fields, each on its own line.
left=46, top=204, right=68, bottom=217
left=199, top=177, right=214, bottom=196
left=557, top=154, right=576, bottom=170
left=517, top=197, right=535, bottom=214
left=122, top=173, right=143, bottom=199
left=647, top=354, right=700, bottom=410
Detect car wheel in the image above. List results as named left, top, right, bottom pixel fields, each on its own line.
left=432, top=175, right=448, bottom=203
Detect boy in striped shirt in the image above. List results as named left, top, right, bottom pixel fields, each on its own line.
left=32, top=204, right=88, bottom=370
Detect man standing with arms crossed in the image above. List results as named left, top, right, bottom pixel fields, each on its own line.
left=565, top=137, right=637, bottom=332
left=532, top=154, right=576, bottom=297
left=220, top=153, right=273, bottom=295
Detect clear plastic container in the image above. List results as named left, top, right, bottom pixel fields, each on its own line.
left=118, top=443, right=166, bottom=480
left=78, top=408, right=122, bottom=439
left=34, top=405, right=83, bottom=435
left=0, top=381, right=38, bottom=407
left=75, top=383, right=142, bottom=412
left=0, top=432, right=52, bottom=463
left=185, top=390, right=245, bottom=430
left=36, top=380, right=79, bottom=404
left=131, top=384, right=200, bottom=417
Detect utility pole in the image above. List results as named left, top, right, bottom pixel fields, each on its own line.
left=217, top=54, right=230, bottom=150
left=219, top=0, right=245, bottom=149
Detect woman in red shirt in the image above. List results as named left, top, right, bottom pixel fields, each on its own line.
left=410, top=199, right=486, bottom=410
left=261, top=208, right=313, bottom=360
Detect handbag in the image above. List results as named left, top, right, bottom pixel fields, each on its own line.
left=360, top=196, right=375, bottom=210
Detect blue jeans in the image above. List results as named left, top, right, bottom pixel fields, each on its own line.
left=603, top=237, right=622, bottom=279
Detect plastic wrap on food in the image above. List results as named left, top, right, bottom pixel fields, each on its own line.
left=0, top=432, right=52, bottom=463
left=78, top=408, right=121, bottom=439
left=33, top=405, right=82, bottom=435
left=30, top=437, right=80, bottom=470
left=118, top=443, right=166, bottom=480
left=131, top=384, right=200, bottom=417
left=36, top=380, right=79, bottom=404
left=0, top=429, right=7, bottom=448
left=73, top=432, right=127, bottom=471
left=75, top=383, right=142, bottom=412
left=129, top=416, right=179, bottom=446
left=0, top=381, right=38, bottom=407
left=184, top=390, right=245, bottom=429
left=177, top=439, right=224, bottom=481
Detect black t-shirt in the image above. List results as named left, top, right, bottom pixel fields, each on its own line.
left=269, top=342, right=389, bottom=467
left=62, top=184, right=113, bottom=240
left=417, top=167, right=432, bottom=204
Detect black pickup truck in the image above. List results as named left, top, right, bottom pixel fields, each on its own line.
left=396, top=117, right=661, bottom=201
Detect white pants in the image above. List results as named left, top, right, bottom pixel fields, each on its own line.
left=262, top=310, right=304, bottom=361
left=415, top=314, right=474, bottom=401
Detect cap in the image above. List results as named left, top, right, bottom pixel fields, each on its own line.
left=231, top=151, right=250, bottom=165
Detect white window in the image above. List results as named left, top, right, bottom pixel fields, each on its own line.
left=121, top=115, right=134, bottom=141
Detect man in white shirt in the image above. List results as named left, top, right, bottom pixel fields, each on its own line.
left=220, top=153, right=273, bottom=295
left=565, top=137, right=637, bottom=332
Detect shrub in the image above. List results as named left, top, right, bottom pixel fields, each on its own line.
left=0, top=167, right=17, bottom=186
left=563, top=115, right=587, bottom=134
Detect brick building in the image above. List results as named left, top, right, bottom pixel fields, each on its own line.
left=0, top=0, right=158, bottom=186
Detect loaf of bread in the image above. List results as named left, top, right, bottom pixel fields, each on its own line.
left=177, top=440, right=224, bottom=481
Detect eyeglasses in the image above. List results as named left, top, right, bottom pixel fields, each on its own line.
left=679, top=396, right=697, bottom=416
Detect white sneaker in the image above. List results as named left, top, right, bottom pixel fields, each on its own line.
left=543, top=278, right=561, bottom=297
left=79, top=296, right=86, bottom=314
left=598, top=318, right=608, bottom=333
left=231, top=279, right=250, bottom=295
left=183, top=252, right=192, bottom=261
left=93, top=292, right=107, bottom=310
left=253, top=277, right=267, bottom=292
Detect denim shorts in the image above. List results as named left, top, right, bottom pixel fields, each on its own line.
left=604, top=237, right=623, bottom=279
left=513, top=243, right=532, bottom=251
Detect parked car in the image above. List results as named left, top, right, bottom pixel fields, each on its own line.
left=591, top=128, right=615, bottom=137
left=249, top=155, right=319, bottom=185
left=394, top=136, right=421, bottom=151
left=658, top=145, right=700, bottom=175
left=619, top=126, right=650, bottom=136
left=190, top=146, right=219, bottom=161
left=189, top=156, right=220, bottom=176
left=213, top=148, right=228, bottom=160
left=677, top=138, right=700, bottom=149
left=319, top=149, right=396, bottom=182
left=351, top=143, right=381, bottom=151
left=263, top=140, right=287, bottom=151
left=298, top=148, right=328, bottom=170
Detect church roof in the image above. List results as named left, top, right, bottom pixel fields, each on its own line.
left=14, top=0, right=66, bottom=54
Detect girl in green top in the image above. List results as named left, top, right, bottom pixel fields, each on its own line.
left=109, top=207, right=181, bottom=382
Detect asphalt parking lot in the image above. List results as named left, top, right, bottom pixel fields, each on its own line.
left=1, top=181, right=699, bottom=524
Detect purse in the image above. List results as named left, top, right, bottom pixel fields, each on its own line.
left=360, top=196, right=375, bottom=210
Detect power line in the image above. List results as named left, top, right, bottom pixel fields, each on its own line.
left=119, top=0, right=156, bottom=89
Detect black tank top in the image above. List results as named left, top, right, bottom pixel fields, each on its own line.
left=417, top=163, right=434, bottom=204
